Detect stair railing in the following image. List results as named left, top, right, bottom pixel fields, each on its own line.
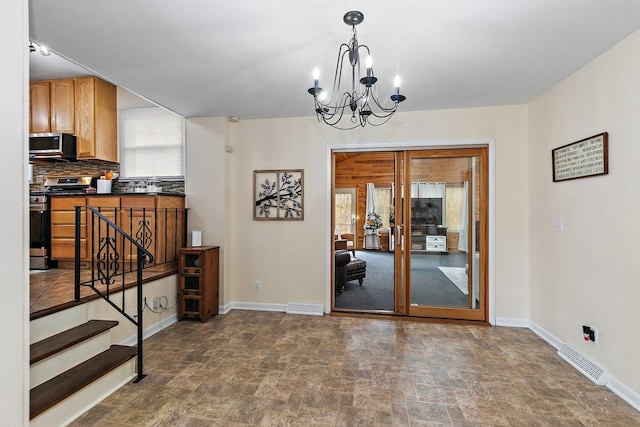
left=74, top=206, right=151, bottom=382
left=73, top=205, right=182, bottom=383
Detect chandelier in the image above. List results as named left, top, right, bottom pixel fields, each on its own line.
left=308, top=11, right=406, bottom=130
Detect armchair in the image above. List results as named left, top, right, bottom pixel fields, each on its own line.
left=341, top=233, right=356, bottom=256
left=334, top=250, right=351, bottom=295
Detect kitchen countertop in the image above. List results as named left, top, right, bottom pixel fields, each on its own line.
left=32, top=191, right=185, bottom=197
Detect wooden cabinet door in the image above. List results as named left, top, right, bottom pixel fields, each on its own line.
left=29, top=81, right=50, bottom=133
left=120, top=197, right=156, bottom=264
left=87, top=197, right=121, bottom=263
left=74, top=77, right=96, bottom=159
left=74, top=76, right=117, bottom=162
left=93, top=77, right=117, bottom=162
left=50, top=79, right=75, bottom=133
left=50, top=197, right=87, bottom=261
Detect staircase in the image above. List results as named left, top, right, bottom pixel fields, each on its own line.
left=30, top=305, right=138, bottom=426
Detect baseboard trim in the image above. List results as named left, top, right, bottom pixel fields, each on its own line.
left=528, top=320, right=562, bottom=350
left=528, top=320, right=640, bottom=412
left=607, top=373, right=640, bottom=412
left=495, top=317, right=529, bottom=328
left=227, top=302, right=288, bottom=313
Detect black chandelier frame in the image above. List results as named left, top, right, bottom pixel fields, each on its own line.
left=308, top=11, right=406, bottom=130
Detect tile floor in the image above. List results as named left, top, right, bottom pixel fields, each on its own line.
left=30, top=267, right=172, bottom=316
left=69, top=310, right=640, bottom=426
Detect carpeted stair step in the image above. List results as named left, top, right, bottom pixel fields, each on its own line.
left=30, top=344, right=137, bottom=419
left=30, top=320, right=119, bottom=365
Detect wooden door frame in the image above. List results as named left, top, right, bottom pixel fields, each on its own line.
left=326, top=139, right=496, bottom=325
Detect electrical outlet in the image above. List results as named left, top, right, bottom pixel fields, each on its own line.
left=153, top=297, right=160, bottom=309
left=583, top=325, right=598, bottom=343
left=255, top=281, right=261, bottom=291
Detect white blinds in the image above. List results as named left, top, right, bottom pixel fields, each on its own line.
left=119, top=107, right=185, bottom=178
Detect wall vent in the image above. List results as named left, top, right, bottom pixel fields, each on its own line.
left=557, top=343, right=608, bottom=385
left=286, top=303, right=323, bottom=316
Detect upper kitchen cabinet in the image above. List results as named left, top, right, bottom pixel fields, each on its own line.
left=29, top=78, right=75, bottom=134
left=29, top=76, right=117, bottom=162
left=74, top=77, right=117, bottom=162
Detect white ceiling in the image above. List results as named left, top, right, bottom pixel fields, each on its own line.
left=29, top=0, right=640, bottom=119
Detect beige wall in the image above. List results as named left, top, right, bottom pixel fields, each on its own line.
left=529, top=29, right=640, bottom=394
left=184, top=117, right=228, bottom=303
left=225, top=105, right=530, bottom=320
left=2, top=0, right=29, bottom=424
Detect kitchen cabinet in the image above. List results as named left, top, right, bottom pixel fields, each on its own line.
left=74, top=77, right=117, bottom=162
left=29, top=79, right=75, bottom=134
left=86, top=196, right=120, bottom=260
left=119, top=195, right=186, bottom=267
left=29, top=82, right=50, bottom=133
left=50, top=197, right=87, bottom=265
left=178, top=246, right=219, bottom=322
left=51, top=194, right=185, bottom=269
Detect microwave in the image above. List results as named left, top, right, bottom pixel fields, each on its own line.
left=29, top=133, right=77, bottom=161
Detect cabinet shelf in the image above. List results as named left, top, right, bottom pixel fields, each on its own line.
left=178, top=246, right=219, bottom=322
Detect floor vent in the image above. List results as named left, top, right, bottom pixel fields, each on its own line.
left=286, top=303, right=323, bottom=316
left=557, top=343, right=608, bottom=385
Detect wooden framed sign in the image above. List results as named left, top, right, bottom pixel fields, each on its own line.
left=552, top=132, right=608, bottom=182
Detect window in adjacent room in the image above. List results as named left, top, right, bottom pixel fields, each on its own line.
left=119, top=107, right=185, bottom=179
left=374, top=187, right=392, bottom=228
left=445, top=185, right=465, bottom=231
left=335, top=188, right=356, bottom=235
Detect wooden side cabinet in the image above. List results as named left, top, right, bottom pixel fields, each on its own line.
left=178, top=246, right=219, bottom=322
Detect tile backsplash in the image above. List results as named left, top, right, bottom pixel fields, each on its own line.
left=29, top=160, right=184, bottom=193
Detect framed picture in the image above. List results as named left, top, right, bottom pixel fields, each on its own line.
left=552, top=132, right=608, bottom=182
left=254, top=169, right=304, bottom=220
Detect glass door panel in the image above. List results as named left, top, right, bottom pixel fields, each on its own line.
left=406, top=149, right=487, bottom=321
left=333, top=152, right=396, bottom=313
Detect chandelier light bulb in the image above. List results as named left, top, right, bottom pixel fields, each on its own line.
left=366, top=56, right=373, bottom=78
left=394, top=76, right=401, bottom=88
left=319, top=91, right=327, bottom=102
left=313, top=67, right=320, bottom=80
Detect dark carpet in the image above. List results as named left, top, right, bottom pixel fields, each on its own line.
left=335, top=250, right=469, bottom=311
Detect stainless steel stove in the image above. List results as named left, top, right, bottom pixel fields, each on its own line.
left=44, top=175, right=93, bottom=193
left=29, top=176, right=94, bottom=269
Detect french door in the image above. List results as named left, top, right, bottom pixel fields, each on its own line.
left=333, top=147, right=488, bottom=322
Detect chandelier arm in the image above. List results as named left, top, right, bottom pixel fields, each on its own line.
left=324, top=91, right=352, bottom=114
left=368, top=94, right=400, bottom=114
left=325, top=44, right=351, bottom=106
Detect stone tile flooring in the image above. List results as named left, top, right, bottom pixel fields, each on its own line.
left=30, top=267, right=173, bottom=316
left=69, top=310, right=640, bottom=426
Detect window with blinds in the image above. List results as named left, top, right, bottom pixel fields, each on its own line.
left=119, top=107, right=185, bottom=179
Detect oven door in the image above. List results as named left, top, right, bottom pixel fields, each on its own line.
left=30, top=206, right=50, bottom=269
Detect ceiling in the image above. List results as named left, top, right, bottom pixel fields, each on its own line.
left=29, top=0, right=640, bottom=120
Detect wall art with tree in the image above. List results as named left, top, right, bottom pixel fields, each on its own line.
left=253, top=169, right=304, bottom=220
